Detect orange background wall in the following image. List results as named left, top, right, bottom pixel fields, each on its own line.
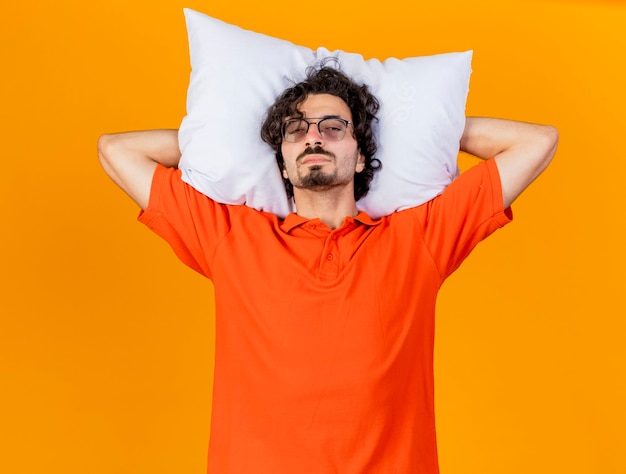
left=1, top=0, right=624, bottom=473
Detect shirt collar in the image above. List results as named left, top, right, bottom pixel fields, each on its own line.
left=279, top=210, right=381, bottom=233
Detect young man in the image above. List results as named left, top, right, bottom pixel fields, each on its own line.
left=98, top=67, right=558, bottom=473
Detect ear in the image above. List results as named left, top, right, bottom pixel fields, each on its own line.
left=282, top=168, right=289, bottom=179
left=355, top=152, right=365, bottom=174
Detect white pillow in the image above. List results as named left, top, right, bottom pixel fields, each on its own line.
left=178, top=9, right=472, bottom=219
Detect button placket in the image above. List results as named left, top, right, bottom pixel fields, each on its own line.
left=319, top=231, right=340, bottom=278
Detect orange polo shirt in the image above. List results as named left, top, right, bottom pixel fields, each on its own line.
left=139, top=158, right=511, bottom=474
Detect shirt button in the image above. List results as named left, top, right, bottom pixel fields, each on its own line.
left=331, top=234, right=337, bottom=240
left=326, top=253, right=334, bottom=261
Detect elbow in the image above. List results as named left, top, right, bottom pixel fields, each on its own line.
left=97, top=133, right=114, bottom=169
left=542, top=124, right=559, bottom=163
left=97, top=132, right=126, bottom=176
left=534, top=124, right=559, bottom=173
left=97, top=132, right=127, bottom=182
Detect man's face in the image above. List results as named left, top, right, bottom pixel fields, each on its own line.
left=280, top=94, right=364, bottom=194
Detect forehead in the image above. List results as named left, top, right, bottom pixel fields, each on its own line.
left=296, top=93, right=352, bottom=119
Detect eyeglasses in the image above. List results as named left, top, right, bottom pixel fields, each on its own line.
left=281, top=117, right=353, bottom=143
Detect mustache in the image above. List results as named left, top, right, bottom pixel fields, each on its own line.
left=297, top=146, right=335, bottom=162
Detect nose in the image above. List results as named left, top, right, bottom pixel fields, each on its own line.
left=305, top=121, right=324, bottom=146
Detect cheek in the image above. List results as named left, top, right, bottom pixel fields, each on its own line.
left=279, top=145, right=290, bottom=169
left=280, top=145, right=297, bottom=177
left=281, top=143, right=297, bottom=162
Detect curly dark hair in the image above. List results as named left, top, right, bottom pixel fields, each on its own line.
left=260, top=61, right=381, bottom=201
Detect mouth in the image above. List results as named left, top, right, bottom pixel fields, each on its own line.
left=297, top=146, right=334, bottom=165
left=301, top=154, right=332, bottom=165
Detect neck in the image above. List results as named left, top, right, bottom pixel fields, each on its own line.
left=293, top=185, right=359, bottom=230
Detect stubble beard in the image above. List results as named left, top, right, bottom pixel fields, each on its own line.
left=292, top=145, right=340, bottom=191
left=295, top=165, right=339, bottom=191
left=289, top=147, right=360, bottom=193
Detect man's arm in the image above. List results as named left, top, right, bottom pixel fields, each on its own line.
left=98, top=129, right=181, bottom=210
left=460, top=117, right=559, bottom=209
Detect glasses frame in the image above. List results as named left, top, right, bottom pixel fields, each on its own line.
left=281, top=117, right=353, bottom=143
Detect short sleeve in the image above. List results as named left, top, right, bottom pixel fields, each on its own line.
left=416, top=159, right=513, bottom=279
left=138, top=164, right=233, bottom=278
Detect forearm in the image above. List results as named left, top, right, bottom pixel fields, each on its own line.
left=460, top=117, right=558, bottom=208
left=98, top=129, right=181, bottom=209
left=460, top=117, right=556, bottom=160
left=98, top=129, right=181, bottom=169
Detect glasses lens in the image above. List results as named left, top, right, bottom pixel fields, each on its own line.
left=282, top=118, right=349, bottom=142
left=319, top=118, right=347, bottom=141
left=283, top=119, right=307, bottom=143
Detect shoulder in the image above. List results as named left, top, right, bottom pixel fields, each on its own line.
left=427, top=159, right=505, bottom=215
left=385, top=159, right=510, bottom=230
left=142, top=164, right=276, bottom=229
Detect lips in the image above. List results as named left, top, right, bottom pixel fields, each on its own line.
left=297, top=146, right=334, bottom=164
left=301, top=154, right=332, bottom=165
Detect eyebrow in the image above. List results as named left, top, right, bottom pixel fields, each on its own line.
left=287, top=115, right=345, bottom=121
